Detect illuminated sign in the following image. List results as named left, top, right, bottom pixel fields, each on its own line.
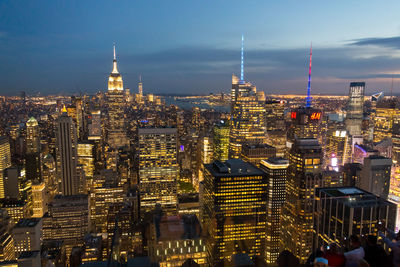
left=310, top=112, right=321, bottom=120
left=291, top=112, right=297, bottom=119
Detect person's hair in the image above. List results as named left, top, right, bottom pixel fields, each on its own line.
left=367, top=235, right=377, bottom=245
left=350, top=234, right=360, bottom=245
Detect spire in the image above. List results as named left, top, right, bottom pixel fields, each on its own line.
left=61, top=105, right=67, bottom=114
left=305, top=43, right=312, bottom=108
left=240, top=34, right=244, bottom=83
left=112, top=43, right=119, bottom=74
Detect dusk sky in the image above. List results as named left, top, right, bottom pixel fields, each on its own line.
left=2, top=0, right=400, bottom=95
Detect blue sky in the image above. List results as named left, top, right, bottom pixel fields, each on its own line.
left=1, top=0, right=400, bottom=95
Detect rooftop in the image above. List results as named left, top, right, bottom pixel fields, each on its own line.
left=205, top=159, right=265, bottom=178
left=15, top=218, right=41, bottom=228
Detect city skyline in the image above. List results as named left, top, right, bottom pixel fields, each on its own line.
left=2, top=1, right=400, bottom=95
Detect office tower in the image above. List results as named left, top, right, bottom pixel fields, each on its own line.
left=212, top=121, right=230, bottom=161
left=0, top=200, right=28, bottom=227
left=26, top=117, right=40, bottom=154
left=392, top=122, right=400, bottom=164
left=345, top=82, right=365, bottom=136
left=229, top=37, right=266, bottom=158
left=265, top=99, right=285, bottom=131
left=195, top=136, right=213, bottom=191
left=56, top=107, right=79, bottom=196
left=241, top=143, right=276, bottom=167
left=12, top=218, right=42, bottom=256
left=107, top=44, right=128, bottom=149
left=42, top=154, right=57, bottom=203
left=287, top=107, right=322, bottom=145
left=359, top=155, right=391, bottom=199
left=25, top=117, right=42, bottom=183
left=31, top=182, right=46, bottom=218
left=88, top=110, right=102, bottom=141
left=89, top=185, right=124, bottom=233
left=0, top=136, right=11, bottom=199
left=259, top=158, right=289, bottom=264
left=77, top=142, right=95, bottom=179
left=138, top=128, right=178, bottom=215
left=138, top=75, right=143, bottom=96
left=3, top=167, right=19, bottom=199
left=0, top=210, right=14, bottom=261
left=314, top=187, right=396, bottom=248
left=353, top=144, right=378, bottom=164
left=325, top=127, right=351, bottom=170
left=42, top=194, right=89, bottom=261
left=281, top=138, right=323, bottom=263
left=148, top=214, right=206, bottom=266
left=71, top=97, right=85, bottom=140
left=373, top=98, right=400, bottom=143
left=203, top=159, right=267, bottom=265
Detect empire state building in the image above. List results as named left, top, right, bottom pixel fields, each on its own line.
left=107, top=44, right=129, bottom=148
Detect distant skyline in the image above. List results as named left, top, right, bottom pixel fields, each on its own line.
left=2, top=0, right=400, bottom=95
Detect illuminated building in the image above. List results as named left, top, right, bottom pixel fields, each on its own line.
left=138, top=128, right=178, bottom=215
left=81, top=235, right=102, bottom=263
left=322, top=170, right=343, bottom=187
left=325, top=127, right=351, bottom=169
left=191, top=107, right=202, bottom=133
left=345, top=82, right=365, bottom=136
left=195, top=136, right=213, bottom=190
left=281, top=138, right=323, bottom=263
left=314, top=187, right=396, bottom=248
left=353, top=144, right=378, bottom=164
left=12, top=218, right=42, bottom=256
left=42, top=194, right=89, bottom=261
left=42, top=154, right=57, bottom=203
left=359, top=155, right=391, bottom=199
left=212, top=121, right=229, bottom=161
left=77, top=142, right=95, bottom=178
left=0, top=200, right=28, bottom=227
left=341, top=163, right=362, bottom=187
left=241, top=143, right=276, bottom=167
left=56, top=107, right=79, bottom=196
left=90, top=185, right=124, bottom=233
left=265, top=100, right=285, bottom=131
left=25, top=117, right=40, bottom=154
left=31, top=182, right=46, bottom=218
left=287, top=107, right=322, bottom=146
left=229, top=37, right=266, bottom=158
left=259, top=158, right=288, bottom=264
left=88, top=110, right=102, bottom=141
left=0, top=137, right=11, bottom=199
left=107, top=44, right=129, bottom=149
left=203, top=159, right=266, bottom=265
left=373, top=99, right=400, bottom=143
left=138, top=75, right=143, bottom=96
left=392, top=122, right=400, bottom=164
left=0, top=211, right=14, bottom=262
left=148, top=215, right=207, bottom=267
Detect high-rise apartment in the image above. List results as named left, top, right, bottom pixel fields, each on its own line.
left=0, top=137, right=11, bottom=199
left=212, top=121, right=229, bottom=161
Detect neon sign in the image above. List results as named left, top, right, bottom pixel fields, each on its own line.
left=291, top=112, right=297, bottom=119
left=310, top=112, right=321, bottom=120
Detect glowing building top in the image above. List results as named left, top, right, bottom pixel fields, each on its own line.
left=108, top=43, right=124, bottom=91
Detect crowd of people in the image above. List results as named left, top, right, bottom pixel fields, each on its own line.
left=277, top=225, right=400, bottom=267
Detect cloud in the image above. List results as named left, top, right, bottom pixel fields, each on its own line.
left=350, top=36, right=400, bottom=49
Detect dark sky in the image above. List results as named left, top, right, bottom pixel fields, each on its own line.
left=2, top=0, right=400, bottom=96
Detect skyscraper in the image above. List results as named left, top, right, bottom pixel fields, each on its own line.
left=25, top=117, right=41, bottom=182
left=359, top=155, right=392, bottom=199
left=212, top=121, right=230, bottom=161
left=56, top=107, right=79, bottom=196
left=107, top=44, right=129, bottom=148
left=229, top=36, right=266, bottom=158
left=345, top=82, right=365, bottom=136
left=373, top=98, right=400, bottom=143
left=259, top=158, right=289, bottom=264
left=0, top=136, right=11, bottom=199
left=281, top=138, right=323, bottom=262
left=138, top=128, right=178, bottom=215
left=203, top=159, right=266, bottom=265
left=314, top=187, right=396, bottom=248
